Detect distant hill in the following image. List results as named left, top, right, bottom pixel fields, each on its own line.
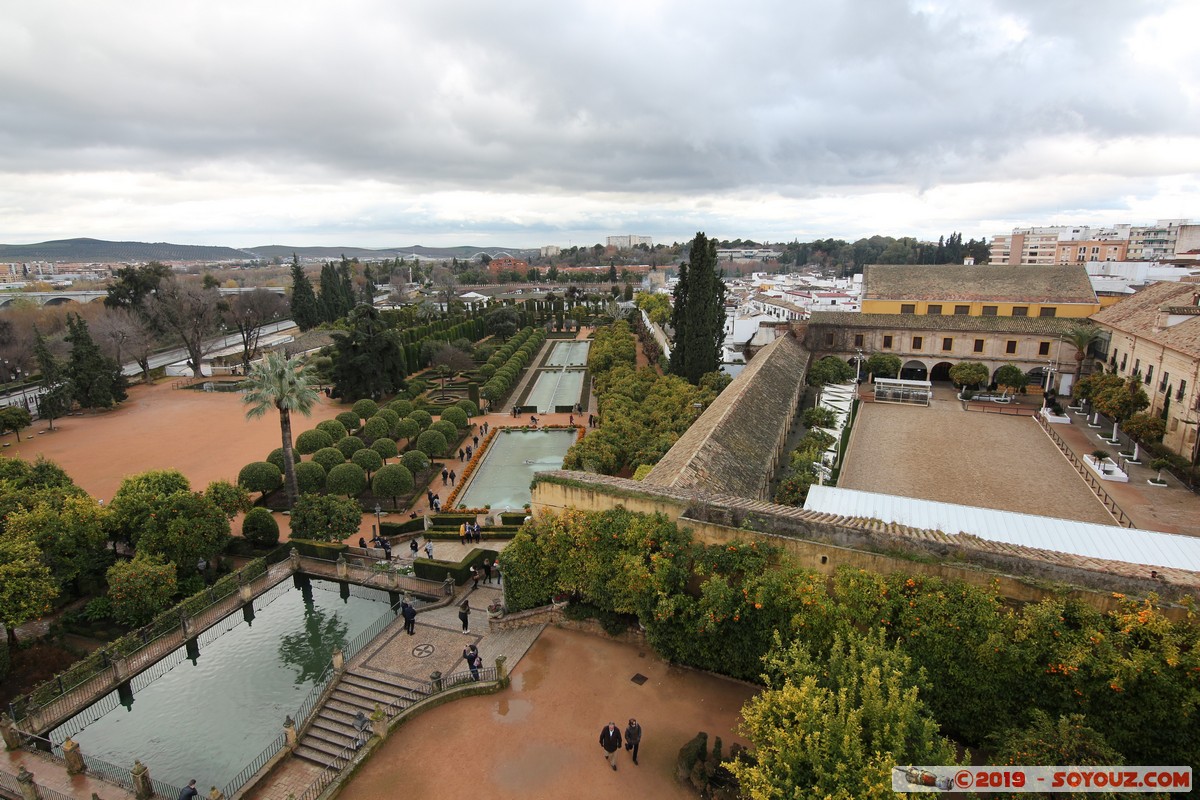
left=0, top=238, right=538, bottom=263
left=0, top=238, right=254, bottom=263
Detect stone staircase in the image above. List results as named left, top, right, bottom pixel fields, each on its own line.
left=293, top=670, right=428, bottom=767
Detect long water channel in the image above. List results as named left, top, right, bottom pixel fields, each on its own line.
left=50, top=578, right=395, bottom=791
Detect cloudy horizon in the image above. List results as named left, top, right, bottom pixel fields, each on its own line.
left=1, top=0, right=1197, bottom=249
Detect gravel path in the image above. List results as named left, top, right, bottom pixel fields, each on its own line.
left=839, top=392, right=1115, bottom=525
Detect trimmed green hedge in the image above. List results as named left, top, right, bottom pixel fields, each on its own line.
left=413, top=547, right=499, bottom=585
left=421, top=529, right=520, bottom=541
left=288, top=538, right=348, bottom=559
left=500, top=512, right=529, bottom=526
left=381, top=518, right=427, bottom=536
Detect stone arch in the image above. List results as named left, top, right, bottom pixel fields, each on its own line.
left=929, top=361, right=955, bottom=382
left=900, top=359, right=928, bottom=381
left=43, top=296, right=78, bottom=306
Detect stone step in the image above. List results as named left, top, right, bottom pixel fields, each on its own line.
left=310, top=714, right=359, bottom=740
left=305, top=722, right=356, bottom=752
left=342, top=670, right=403, bottom=695
left=335, top=681, right=398, bottom=708
left=295, top=732, right=351, bottom=762
left=293, top=741, right=359, bottom=768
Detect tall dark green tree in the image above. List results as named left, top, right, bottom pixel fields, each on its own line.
left=318, top=262, right=343, bottom=323
left=330, top=305, right=408, bottom=400
left=103, top=262, right=172, bottom=311
left=669, top=232, right=727, bottom=384
left=289, top=255, right=322, bottom=331
left=64, top=314, right=127, bottom=411
left=361, top=264, right=376, bottom=304
left=32, top=330, right=72, bottom=431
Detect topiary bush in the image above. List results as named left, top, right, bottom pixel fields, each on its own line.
left=375, top=408, right=400, bottom=428
left=389, top=399, right=414, bottom=416
left=396, top=418, right=420, bottom=442
left=326, top=462, right=367, bottom=498
left=353, top=398, right=379, bottom=420
left=290, top=493, right=361, bottom=542
left=295, top=428, right=334, bottom=455
left=407, top=409, right=433, bottom=430
left=336, top=411, right=361, bottom=433
left=401, top=450, right=430, bottom=475
left=372, top=464, right=414, bottom=508
left=455, top=399, right=478, bottom=417
left=415, top=429, right=449, bottom=458
left=241, top=507, right=280, bottom=548
left=440, top=406, right=468, bottom=428
left=295, top=460, right=328, bottom=494
left=431, top=419, right=458, bottom=442
left=267, top=447, right=300, bottom=472
left=311, top=446, right=346, bottom=472
left=362, top=416, right=390, bottom=443
left=371, top=438, right=398, bottom=461
left=336, top=435, right=366, bottom=460
left=351, top=448, right=384, bottom=478
left=316, top=419, right=348, bottom=443
left=238, top=461, right=282, bottom=494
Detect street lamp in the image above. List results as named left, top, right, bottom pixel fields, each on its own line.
left=374, top=503, right=382, bottom=535
left=855, top=349, right=864, bottom=383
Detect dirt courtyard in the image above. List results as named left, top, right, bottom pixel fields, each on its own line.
left=338, top=626, right=757, bottom=800
left=838, top=391, right=1115, bottom=525
left=2, top=380, right=348, bottom=503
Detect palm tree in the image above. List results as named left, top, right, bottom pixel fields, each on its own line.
left=242, top=352, right=319, bottom=508
left=1062, top=323, right=1103, bottom=387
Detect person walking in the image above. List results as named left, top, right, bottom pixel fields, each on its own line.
left=494, top=554, right=502, bottom=584
left=424, top=540, right=434, bottom=560
left=473, top=522, right=481, bottom=544
left=599, top=722, right=622, bottom=771
left=441, top=467, right=449, bottom=485
left=482, top=558, right=493, bottom=584
left=409, top=538, right=419, bottom=558
left=468, top=644, right=481, bottom=681
left=473, top=435, right=479, bottom=447
left=458, top=598, right=471, bottom=633
left=470, top=565, right=480, bottom=589
left=401, top=599, right=416, bottom=635
left=381, top=539, right=392, bottom=560
left=459, top=522, right=468, bottom=545
left=178, top=780, right=199, bottom=800
left=624, top=719, right=643, bottom=765
left=449, top=469, right=456, bottom=485
left=458, top=448, right=465, bottom=461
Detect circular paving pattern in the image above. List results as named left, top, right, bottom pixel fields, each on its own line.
left=412, top=643, right=435, bottom=659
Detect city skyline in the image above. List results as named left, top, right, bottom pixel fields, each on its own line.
left=1, top=0, right=1197, bottom=249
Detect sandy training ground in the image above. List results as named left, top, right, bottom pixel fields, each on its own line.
left=3, top=380, right=348, bottom=503
left=838, top=392, right=1115, bottom=525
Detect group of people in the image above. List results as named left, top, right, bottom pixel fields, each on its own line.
left=359, top=534, right=392, bottom=559
left=426, top=490, right=442, bottom=512
left=459, top=520, right=483, bottom=544
left=470, top=557, right=499, bottom=588
left=599, top=719, right=644, bottom=770
left=440, top=467, right=457, bottom=486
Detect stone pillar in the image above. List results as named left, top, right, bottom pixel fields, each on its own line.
left=16, top=764, right=39, bottom=800
left=207, top=786, right=226, bottom=800
left=289, top=547, right=301, bottom=571
left=283, top=715, right=297, bottom=750
left=332, top=648, right=345, bottom=673
left=113, top=656, right=131, bottom=683
left=386, top=569, right=397, bottom=590
left=430, top=671, right=443, bottom=693
left=62, top=737, right=86, bottom=775
left=180, top=611, right=194, bottom=640
left=0, top=713, right=22, bottom=751
left=239, top=583, right=253, bottom=603
left=370, top=705, right=387, bottom=739
left=495, top=655, right=508, bottom=685
left=130, top=760, right=153, bottom=800
left=336, top=555, right=348, bottom=579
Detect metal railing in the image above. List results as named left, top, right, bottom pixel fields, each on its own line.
left=0, top=769, right=75, bottom=800
left=223, top=731, right=287, bottom=798
left=1034, top=413, right=1135, bottom=528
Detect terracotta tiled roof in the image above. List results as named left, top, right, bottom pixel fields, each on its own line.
left=644, top=333, right=808, bottom=498
left=807, top=311, right=1080, bottom=335
left=1091, top=281, right=1200, bottom=358
left=863, top=264, right=1098, bottom=305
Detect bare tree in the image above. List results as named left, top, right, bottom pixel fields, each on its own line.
left=144, top=279, right=223, bottom=377
left=224, top=289, right=288, bottom=372
left=91, top=308, right=158, bottom=381
left=430, top=343, right=475, bottom=396
left=430, top=266, right=458, bottom=310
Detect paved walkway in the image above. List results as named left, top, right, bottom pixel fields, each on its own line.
left=1043, top=410, right=1200, bottom=536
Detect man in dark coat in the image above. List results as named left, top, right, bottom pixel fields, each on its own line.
left=401, top=599, right=417, bottom=635
left=599, top=721, right=622, bottom=770
left=624, top=718, right=643, bottom=765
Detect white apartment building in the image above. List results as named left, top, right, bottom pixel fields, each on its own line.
left=606, top=235, right=653, bottom=249
left=992, top=220, right=1197, bottom=263
left=540, top=245, right=561, bottom=258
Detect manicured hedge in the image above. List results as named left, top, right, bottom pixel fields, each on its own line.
left=381, top=518, right=427, bottom=536
left=288, top=539, right=348, bottom=559
left=413, top=547, right=499, bottom=585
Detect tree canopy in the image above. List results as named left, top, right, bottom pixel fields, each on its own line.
left=330, top=305, right=408, bottom=400
left=669, top=232, right=727, bottom=384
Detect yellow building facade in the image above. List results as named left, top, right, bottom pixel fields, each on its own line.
left=859, top=264, right=1100, bottom=319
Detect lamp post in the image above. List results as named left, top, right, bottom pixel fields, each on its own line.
left=374, top=503, right=382, bottom=536
left=855, top=349, right=864, bottom=383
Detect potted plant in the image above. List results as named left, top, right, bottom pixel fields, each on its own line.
left=551, top=592, right=570, bottom=610
left=1148, top=457, right=1170, bottom=487
left=487, top=599, right=505, bottom=619
left=1091, top=449, right=1111, bottom=473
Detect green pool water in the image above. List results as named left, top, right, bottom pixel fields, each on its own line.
left=50, top=578, right=394, bottom=792
left=456, top=429, right=576, bottom=510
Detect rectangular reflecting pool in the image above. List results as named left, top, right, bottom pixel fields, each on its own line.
left=545, top=340, right=590, bottom=367
left=456, top=429, right=576, bottom=511
left=525, top=369, right=585, bottom=413
left=50, top=578, right=395, bottom=792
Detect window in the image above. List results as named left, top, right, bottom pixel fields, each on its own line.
left=1120, top=354, right=1127, bottom=371
left=1039, top=307, right=1057, bottom=318
left=1011, top=306, right=1028, bottom=316
left=1179, top=380, right=1187, bottom=402
left=1145, top=365, right=1153, bottom=384
left=900, top=303, right=916, bottom=314
left=853, top=334, right=864, bottom=347
left=927, top=304, right=942, bottom=315
left=825, top=332, right=834, bottom=346
left=973, top=339, right=984, bottom=353
left=1160, top=372, right=1169, bottom=393
left=1038, top=341, right=1050, bottom=356
left=982, top=306, right=998, bottom=316
left=1006, top=340, right=1017, bottom=354
left=912, top=336, right=923, bottom=349
left=954, top=305, right=970, bottom=315
left=883, top=335, right=893, bottom=349
left=942, top=337, right=953, bottom=351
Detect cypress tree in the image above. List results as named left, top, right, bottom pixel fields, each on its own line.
left=318, top=262, right=342, bottom=323
left=33, top=329, right=73, bottom=431
left=290, top=254, right=321, bottom=331
left=65, top=313, right=126, bottom=411
left=668, top=231, right=727, bottom=384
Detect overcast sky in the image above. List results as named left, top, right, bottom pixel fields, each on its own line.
left=1, top=0, right=1198, bottom=249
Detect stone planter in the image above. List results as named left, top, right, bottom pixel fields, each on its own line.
left=1084, top=455, right=1129, bottom=483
